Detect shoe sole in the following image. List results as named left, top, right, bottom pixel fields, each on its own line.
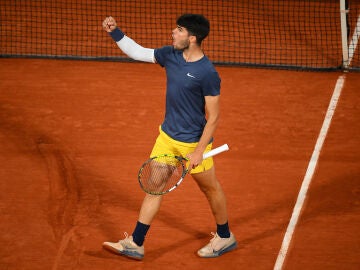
left=102, top=243, right=144, bottom=260
left=198, top=241, right=238, bottom=258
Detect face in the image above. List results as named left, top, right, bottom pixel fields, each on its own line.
left=172, top=25, right=191, bottom=50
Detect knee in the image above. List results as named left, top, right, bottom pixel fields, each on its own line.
left=198, top=180, right=222, bottom=197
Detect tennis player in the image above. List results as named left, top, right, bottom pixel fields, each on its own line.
left=102, top=14, right=237, bottom=260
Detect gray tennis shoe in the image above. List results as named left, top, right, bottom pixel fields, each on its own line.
left=103, top=232, right=144, bottom=260
left=197, top=232, right=237, bottom=258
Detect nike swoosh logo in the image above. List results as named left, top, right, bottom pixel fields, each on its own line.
left=187, top=72, right=196, bottom=78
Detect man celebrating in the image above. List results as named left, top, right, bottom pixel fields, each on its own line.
left=102, top=14, right=237, bottom=260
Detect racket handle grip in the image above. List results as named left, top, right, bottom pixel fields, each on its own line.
left=203, top=144, right=229, bottom=159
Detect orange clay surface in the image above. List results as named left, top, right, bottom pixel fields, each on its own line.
left=0, top=58, right=359, bottom=270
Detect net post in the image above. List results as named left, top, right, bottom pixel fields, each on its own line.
left=340, top=0, right=349, bottom=70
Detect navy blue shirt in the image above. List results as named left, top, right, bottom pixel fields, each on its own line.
left=154, top=46, right=221, bottom=143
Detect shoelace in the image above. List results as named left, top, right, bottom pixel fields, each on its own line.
left=120, top=232, right=133, bottom=246
left=120, top=232, right=143, bottom=250
left=208, top=232, right=219, bottom=249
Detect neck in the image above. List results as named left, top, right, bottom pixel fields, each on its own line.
left=183, top=46, right=204, bottom=62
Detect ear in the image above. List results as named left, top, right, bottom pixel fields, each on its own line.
left=189, top=35, right=197, bottom=44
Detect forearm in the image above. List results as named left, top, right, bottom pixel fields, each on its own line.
left=196, top=114, right=220, bottom=154
left=195, top=95, right=221, bottom=155
left=109, top=28, right=155, bottom=63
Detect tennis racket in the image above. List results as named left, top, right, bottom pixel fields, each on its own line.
left=138, top=144, right=229, bottom=195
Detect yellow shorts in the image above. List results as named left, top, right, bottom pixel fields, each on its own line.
left=150, top=127, right=214, bottom=174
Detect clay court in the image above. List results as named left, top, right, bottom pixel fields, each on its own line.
left=1, top=58, right=359, bottom=270
left=1, top=0, right=360, bottom=269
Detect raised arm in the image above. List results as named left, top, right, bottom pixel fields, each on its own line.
left=102, top=16, right=155, bottom=63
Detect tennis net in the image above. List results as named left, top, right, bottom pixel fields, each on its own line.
left=0, top=0, right=359, bottom=71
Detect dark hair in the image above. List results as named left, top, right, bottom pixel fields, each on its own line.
left=176, top=14, right=210, bottom=45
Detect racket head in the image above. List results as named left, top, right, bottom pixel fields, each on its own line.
left=138, top=154, right=188, bottom=195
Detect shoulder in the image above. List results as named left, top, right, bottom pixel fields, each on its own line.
left=197, top=56, right=220, bottom=79
left=155, top=45, right=174, bottom=54
left=202, top=56, right=217, bottom=71
left=154, top=46, right=180, bottom=66
left=197, top=57, right=221, bottom=94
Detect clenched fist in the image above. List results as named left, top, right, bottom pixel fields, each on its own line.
left=103, top=16, right=117, bottom=32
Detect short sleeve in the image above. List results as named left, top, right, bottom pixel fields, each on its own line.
left=154, top=46, right=174, bottom=67
left=202, top=70, right=221, bottom=96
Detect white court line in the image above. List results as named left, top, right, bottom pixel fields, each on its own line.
left=273, top=75, right=345, bottom=270
left=273, top=9, right=360, bottom=269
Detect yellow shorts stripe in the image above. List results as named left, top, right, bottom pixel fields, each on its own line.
left=150, top=126, right=214, bottom=174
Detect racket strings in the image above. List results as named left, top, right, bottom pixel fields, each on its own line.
left=139, top=155, right=185, bottom=194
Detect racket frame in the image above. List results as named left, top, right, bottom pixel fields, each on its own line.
left=138, top=144, right=229, bottom=195
left=138, top=154, right=187, bottom=195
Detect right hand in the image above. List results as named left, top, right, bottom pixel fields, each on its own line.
left=102, top=16, right=117, bottom=32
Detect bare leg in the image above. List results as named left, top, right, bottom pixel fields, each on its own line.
left=138, top=193, right=163, bottom=224
left=102, top=194, right=161, bottom=258
left=191, top=166, right=228, bottom=225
